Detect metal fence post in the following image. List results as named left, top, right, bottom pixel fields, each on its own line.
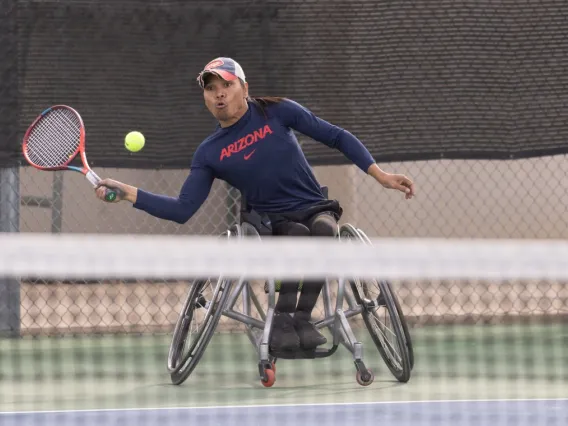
left=0, top=0, right=21, bottom=337
left=0, top=167, right=21, bottom=337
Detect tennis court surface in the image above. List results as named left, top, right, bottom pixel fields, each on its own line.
left=1, top=320, right=567, bottom=425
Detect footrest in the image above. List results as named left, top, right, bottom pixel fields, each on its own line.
left=264, top=282, right=303, bottom=293
left=270, top=345, right=338, bottom=360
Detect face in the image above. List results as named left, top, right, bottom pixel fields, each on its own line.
left=203, top=74, right=249, bottom=126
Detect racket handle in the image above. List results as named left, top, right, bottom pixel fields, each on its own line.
left=103, top=187, right=124, bottom=202
left=86, top=171, right=124, bottom=202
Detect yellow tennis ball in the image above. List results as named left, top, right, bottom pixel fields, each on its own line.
left=125, top=131, right=145, bottom=152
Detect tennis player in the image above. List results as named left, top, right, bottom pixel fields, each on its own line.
left=95, top=57, right=415, bottom=353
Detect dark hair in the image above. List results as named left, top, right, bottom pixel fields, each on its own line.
left=247, top=96, right=285, bottom=119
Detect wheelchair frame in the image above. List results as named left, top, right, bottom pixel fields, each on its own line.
left=167, top=188, right=414, bottom=388
left=226, top=225, right=374, bottom=384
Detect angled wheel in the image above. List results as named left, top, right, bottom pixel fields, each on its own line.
left=353, top=226, right=414, bottom=370
left=340, top=224, right=414, bottom=383
left=168, top=277, right=231, bottom=385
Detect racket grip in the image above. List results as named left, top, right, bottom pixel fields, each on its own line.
left=103, top=187, right=124, bottom=202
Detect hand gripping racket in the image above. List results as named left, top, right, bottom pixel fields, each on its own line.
left=22, top=105, right=122, bottom=202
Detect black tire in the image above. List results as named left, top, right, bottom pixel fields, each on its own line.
left=343, top=224, right=414, bottom=370
left=340, top=224, right=413, bottom=382
left=347, top=225, right=414, bottom=369
left=384, top=279, right=415, bottom=370
left=368, top=280, right=412, bottom=382
left=168, top=278, right=231, bottom=385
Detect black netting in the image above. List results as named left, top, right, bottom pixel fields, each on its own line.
left=2, top=0, right=568, bottom=169
left=0, top=0, right=19, bottom=167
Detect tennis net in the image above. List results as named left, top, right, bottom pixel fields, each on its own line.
left=0, top=233, right=567, bottom=426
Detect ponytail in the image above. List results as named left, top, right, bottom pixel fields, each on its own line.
left=247, top=96, right=285, bottom=119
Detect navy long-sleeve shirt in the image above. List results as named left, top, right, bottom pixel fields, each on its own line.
left=133, top=99, right=376, bottom=224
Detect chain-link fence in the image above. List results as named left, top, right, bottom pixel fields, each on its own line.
left=15, top=154, right=568, bottom=239
left=11, top=154, right=568, bottom=336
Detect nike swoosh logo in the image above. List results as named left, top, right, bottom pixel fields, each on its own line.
left=244, top=149, right=256, bottom=160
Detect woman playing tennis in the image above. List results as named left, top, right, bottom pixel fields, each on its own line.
left=95, top=57, right=415, bottom=353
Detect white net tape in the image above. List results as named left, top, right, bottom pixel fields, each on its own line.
left=1, top=233, right=568, bottom=280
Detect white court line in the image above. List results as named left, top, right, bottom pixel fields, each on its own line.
left=1, top=398, right=567, bottom=416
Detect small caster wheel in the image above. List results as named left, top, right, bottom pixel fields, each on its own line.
left=261, top=369, right=276, bottom=388
left=356, top=369, right=374, bottom=386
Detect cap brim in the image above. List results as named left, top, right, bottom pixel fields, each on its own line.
left=199, top=69, right=238, bottom=87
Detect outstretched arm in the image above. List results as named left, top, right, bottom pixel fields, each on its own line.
left=278, top=99, right=415, bottom=198
left=96, top=166, right=215, bottom=224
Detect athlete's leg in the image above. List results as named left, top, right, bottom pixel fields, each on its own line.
left=294, top=212, right=338, bottom=349
left=269, top=220, right=310, bottom=352
left=273, top=220, right=310, bottom=313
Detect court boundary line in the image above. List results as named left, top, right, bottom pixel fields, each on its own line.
left=1, top=397, right=567, bottom=416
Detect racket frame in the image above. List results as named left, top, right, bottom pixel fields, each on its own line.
left=22, top=105, right=119, bottom=202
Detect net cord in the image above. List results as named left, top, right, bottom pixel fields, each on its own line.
left=1, top=234, right=567, bottom=281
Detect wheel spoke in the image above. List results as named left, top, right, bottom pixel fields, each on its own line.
left=168, top=279, right=230, bottom=385
left=340, top=224, right=412, bottom=383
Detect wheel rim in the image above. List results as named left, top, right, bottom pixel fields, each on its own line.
left=354, top=278, right=406, bottom=373
left=168, top=279, right=223, bottom=372
left=340, top=226, right=408, bottom=376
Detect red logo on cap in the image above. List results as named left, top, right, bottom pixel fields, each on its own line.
left=205, top=59, right=224, bottom=70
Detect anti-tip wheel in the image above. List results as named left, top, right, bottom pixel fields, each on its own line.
left=356, top=369, right=374, bottom=386
left=261, top=369, right=276, bottom=388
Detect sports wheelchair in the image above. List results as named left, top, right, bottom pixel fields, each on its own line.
left=167, top=187, right=414, bottom=388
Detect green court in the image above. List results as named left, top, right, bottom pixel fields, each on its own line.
left=1, top=323, right=566, bottom=414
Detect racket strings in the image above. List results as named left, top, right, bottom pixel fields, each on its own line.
left=28, top=115, right=79, bottom=167
left=29, top=120, right=73, bottom=167
left=26, top=109, right=82, bottom=168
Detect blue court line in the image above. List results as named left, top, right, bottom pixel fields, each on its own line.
left=1, top=399, right=567, bottom=426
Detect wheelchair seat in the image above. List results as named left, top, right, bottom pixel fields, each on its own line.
left=239, top=186, right=330, bottom=236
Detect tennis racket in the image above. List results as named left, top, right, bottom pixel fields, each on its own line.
left=22, top=105, right=122, bottom=202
